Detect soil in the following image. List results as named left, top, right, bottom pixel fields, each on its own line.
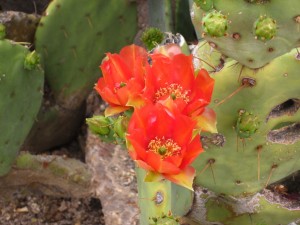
left=0, top=192, right=104, bottom=225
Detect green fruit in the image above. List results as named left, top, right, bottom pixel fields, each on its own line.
left=202, top=10, right=228, bottom=37
left=254, top=16, right=277, bottom=41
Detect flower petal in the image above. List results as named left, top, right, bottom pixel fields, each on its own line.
left=144, top=171, right=164, bottom=182
left=194, top=107, right=218, bottom=133
left=135, top=159, right=155, bottom=172
left=180, top=134, right=203, bottom=169
left=194, top=69, right=214, bottom=103
left=119, top=44, right=148, bottom=82
left=104, top=105, right=131, bottom=117
left=127, top=132, right=147, bottom=160
left=163, top=166, right=195, bottom=190
left=152, top=43, right=182, bottom=57
left=145, top=151, right=181, bottom=174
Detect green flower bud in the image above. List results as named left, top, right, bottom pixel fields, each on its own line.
left=202, top=10, right=228, bottom=37
left=86, top=115, right=111, bottom=136
left=24, top=51, right=40, bottom=70
left=113, top=116, right=130, bottom=140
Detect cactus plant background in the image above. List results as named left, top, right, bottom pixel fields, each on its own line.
left=0, top=0, right=299, bottom=225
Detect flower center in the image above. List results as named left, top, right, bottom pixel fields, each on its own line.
left=155, top=83, right=190, bottom=103
left=147, top=137, right=181, bottom=159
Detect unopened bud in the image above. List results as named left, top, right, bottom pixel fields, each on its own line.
left=86, top=115, right=111, bottom=135
left=24, top=51, right=40, bottom=70
left=113, top=116, right=130, bottom=140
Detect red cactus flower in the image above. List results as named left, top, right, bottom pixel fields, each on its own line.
left=126, top=103, right=203, bottom=190
left=143, top=52, right=217, bottom=132
left=95, top=45, right=148, bottom=116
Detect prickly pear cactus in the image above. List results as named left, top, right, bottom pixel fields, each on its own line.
left=193, top=47, right=300, bottom=197
left=136, top=168, right=193, bottom=225
left=190, top=0, right=300, bottom=68
left=0, top=40, right=44, bottom=176
left=188, top=42, right=300, bottom=224
left=24, top=0, right=138, bottom=152
left=35, top=0, right=137, bottom=104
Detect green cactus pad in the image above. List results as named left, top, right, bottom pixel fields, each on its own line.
left=191, top=0, right=300, bottom=68
left=187, top=187, right=300, bottom=224
left=192, top=40, right=228, bottom=72
left=193, top=0, right=214, bottom=11
left=35, top=0, right=138, bottom=106
left=136, top=168, right=193, bottom=225
left=193, top=48, right=300, bottom=197
left=25, top=0, right=138, bottom=152
left=0, top=40, right=44, bottom=176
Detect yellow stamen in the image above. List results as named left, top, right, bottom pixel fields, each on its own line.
left=147, top=137, right=181, bottom=159
left=155, top=83, right=190, bottom=103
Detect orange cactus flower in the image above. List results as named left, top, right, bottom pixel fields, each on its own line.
left=126, top=103, right=203, bottom=190
left=143, top=53, right=217, bottom=133
left=95, top=45, right=148, bottom=116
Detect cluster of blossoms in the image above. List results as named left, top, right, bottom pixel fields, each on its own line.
left=95, top=44, right=216, bottom=190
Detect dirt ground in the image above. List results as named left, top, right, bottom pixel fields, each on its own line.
left=0, top=193, right=104, bottom=225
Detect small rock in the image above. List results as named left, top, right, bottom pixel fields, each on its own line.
left=15, top=206, right=29, bottom=213
left=29, top=202, right=40, bottom=214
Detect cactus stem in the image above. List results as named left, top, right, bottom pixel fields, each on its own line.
left=264, top=164, right=278, bottom=188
